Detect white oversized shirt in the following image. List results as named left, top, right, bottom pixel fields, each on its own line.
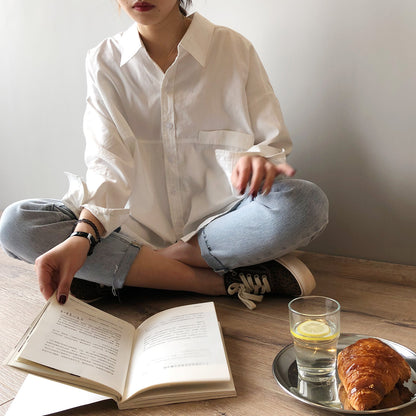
left=62, top=13, right=292, bottom=248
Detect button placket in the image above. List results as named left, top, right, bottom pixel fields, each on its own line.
left=160, top=68, right=184, bottom=237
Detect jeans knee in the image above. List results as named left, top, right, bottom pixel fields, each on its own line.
left=0, top=200, right=27, bottom=256
left=298, top=180, right=329, bottom=232
left=266, top=179, right=329, bottom=240
left=0, top=198, right=71, bottom=262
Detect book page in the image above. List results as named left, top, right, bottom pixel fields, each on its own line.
left=123, top=302, right=230, bottom=400
left=5, top=375, right=108, bottom=416
left=18, top=295, right=135, bottom=396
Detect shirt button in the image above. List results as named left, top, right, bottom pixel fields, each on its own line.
left=165, top=122, right=174, bottom=130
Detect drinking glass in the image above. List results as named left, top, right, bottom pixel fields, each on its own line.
left=289, top=296, right=340, bottom=382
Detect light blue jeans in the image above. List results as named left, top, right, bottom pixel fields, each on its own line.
left=0, top=179, right=328, bottom=291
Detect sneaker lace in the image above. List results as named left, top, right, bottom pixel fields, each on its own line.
left=227, top=272, right=271, bottom=310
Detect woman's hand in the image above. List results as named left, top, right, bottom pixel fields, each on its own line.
left=35, top=237, right=90, bottom=304
left=231, top=155, right=296, bottom=197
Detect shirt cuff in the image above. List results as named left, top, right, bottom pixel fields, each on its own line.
left=61, top=172, right=129, bottom=238
left=215, top=146, right=286, bottom=182
left=246, top=144, right=286, bottom=165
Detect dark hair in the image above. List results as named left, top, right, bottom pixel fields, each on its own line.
left=179, top=0, right=192, bottom=16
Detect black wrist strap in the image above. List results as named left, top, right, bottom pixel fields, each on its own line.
left=75, top=219, right=101, bottom=242
left=70, top=231, right=98, bottom=256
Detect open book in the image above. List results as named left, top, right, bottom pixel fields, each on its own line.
left=5, top=296, right=236, bottom=410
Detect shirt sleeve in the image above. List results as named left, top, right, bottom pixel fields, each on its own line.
left=244, top=43, right=292, bottom=164
left=62, top=50, right=134, bottom=237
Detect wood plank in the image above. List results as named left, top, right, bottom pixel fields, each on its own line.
left=1, top=248, right=416, bottom=416
left=297, top=250, right=416, bottom=287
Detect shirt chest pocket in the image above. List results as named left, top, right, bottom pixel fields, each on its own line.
left=177, top=129, right=254, bottom=196
left=197, top=130, right=254, bottom=150
left=198, top=130, right=254, bottom=179
left=196, top=130, right=254, bottom=178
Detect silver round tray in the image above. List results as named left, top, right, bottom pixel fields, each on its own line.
left=272, top=333, right=416, bottom=414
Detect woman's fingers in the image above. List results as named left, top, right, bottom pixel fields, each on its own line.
left=35, top=255, right=58, bottom=301
left=276, top=162, right=296, bottom=178
left=56, top=269, right=74, bottom=305
left=248, top=157, right=266, bottom=196
left=231, top=155, right=252, bottom=194
left=35, top=238, right=89, bottom=304
left=232, top=156, right=296, bottom=196
left=260, top=163, right=279, bottom=195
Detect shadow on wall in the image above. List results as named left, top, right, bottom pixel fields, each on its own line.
left=305, top=124, right=416, bottom=266
left=279, top=1, right=416, bottom=266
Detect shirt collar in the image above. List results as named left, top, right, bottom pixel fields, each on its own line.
left=119, top=12, right=215, bottom=68
left=119, top=23, right=144, bottom=67
left=180, top=13, right=215, bottom=67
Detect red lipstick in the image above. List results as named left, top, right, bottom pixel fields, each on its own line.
left=132, top=2, right=155, bottom=12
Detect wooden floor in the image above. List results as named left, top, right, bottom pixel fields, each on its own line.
left=1, top=249, right=416, bottom=416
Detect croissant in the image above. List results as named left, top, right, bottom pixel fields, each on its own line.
left=337, top=338, right=411, bottom=411
left=338, top=382, right=413, bottom=410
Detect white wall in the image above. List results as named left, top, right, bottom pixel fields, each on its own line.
left=1, top=0, right=415, bottom=265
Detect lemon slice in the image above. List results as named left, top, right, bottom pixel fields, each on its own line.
left=293, top=320, right=334, bottom=340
